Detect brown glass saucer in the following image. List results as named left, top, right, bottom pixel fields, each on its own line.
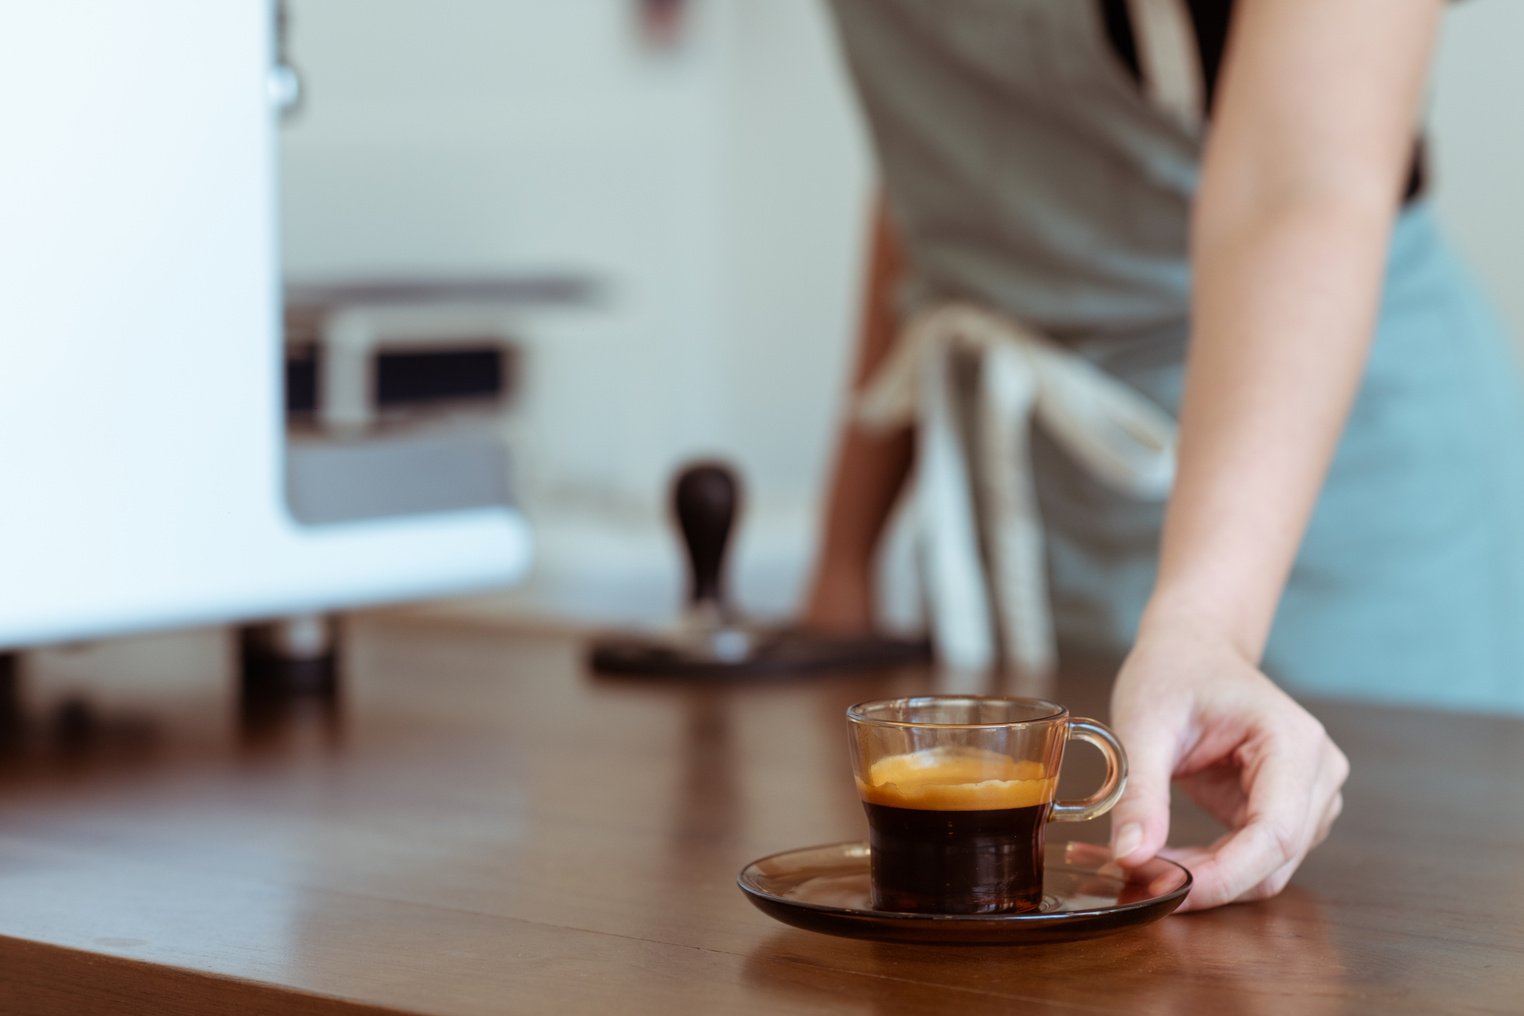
left=738, top=841, right=1191, bottom=945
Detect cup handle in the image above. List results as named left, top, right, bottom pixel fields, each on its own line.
left=1049, top=717, right=1128, bottom=823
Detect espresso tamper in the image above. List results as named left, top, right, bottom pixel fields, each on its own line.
left=588, top=460, right=927, bottom=679
left=671, top=461, right=753, bottom=659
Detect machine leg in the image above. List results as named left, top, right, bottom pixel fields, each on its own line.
left=238, top=614, right=340, bottom=704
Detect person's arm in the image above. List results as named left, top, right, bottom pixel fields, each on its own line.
left=802, top=198, right=914, bottom=633
left=1108, top=0, right=1445, bottom=910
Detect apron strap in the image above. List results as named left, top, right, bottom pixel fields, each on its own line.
left=1126, top=0, right=1206, bottom=132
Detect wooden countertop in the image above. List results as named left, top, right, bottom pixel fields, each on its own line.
left=1, top=613, right=1520, bottom=1014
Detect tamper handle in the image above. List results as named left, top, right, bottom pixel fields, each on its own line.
left=672, top=462, right=738, bottom=610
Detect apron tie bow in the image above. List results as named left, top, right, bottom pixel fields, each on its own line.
left=857, top=303, right=1176, bottom=673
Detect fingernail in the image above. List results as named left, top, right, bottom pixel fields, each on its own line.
left=1113, top=823, right=1143, bottom=860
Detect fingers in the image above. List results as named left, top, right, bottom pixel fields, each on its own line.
left=1311, top=788, right=1344, bottom=848
left=1172, top=731, right=1348, bottom=912
left=1173, top=817, right=1300, bottom=911
left=1108, top=705, right=1184, bottom=868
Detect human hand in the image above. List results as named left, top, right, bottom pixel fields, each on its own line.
left=1106, top=611, right=1349, bottom=912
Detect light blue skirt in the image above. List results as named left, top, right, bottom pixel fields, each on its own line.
left=1037, top=205, right=1524, bottom=714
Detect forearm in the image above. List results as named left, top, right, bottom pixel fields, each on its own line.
left=816, top=425, right=912, bottom=571
left=1146, top=198, right=1394, bottom=660
left=813, top=198, right=913, bottom=573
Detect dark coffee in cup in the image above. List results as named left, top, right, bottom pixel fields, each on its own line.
left=857, top=747, right=1055, bottom=914
left=847, top=697, right=1126, bottom=917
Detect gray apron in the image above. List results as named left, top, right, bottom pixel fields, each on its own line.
left=829, top=0, right=1524, bottom=712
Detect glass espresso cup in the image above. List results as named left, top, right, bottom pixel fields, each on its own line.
left=847, top=696, right=1127, bottom=915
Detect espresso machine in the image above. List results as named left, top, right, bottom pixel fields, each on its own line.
left=0, top=1, right=532, bottom=688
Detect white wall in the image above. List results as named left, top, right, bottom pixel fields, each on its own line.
left=282, top=0, right=731, bottom=505
left=1432, top=0, right=1524, bottom=339
left=716, top=2, right=869, bottom=500
left=279, top=0, right=1524, bottom=628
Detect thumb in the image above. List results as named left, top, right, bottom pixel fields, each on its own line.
left=1107, top=717, right=1176, bottom=867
